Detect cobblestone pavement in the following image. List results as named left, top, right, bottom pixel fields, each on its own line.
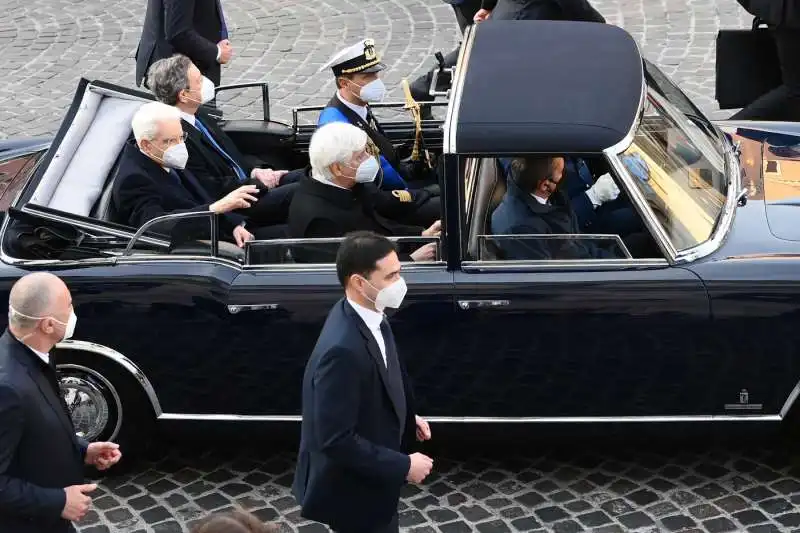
left=0, top=0, right=750, bottom=139
left=74, top=433, right=800, bottom=533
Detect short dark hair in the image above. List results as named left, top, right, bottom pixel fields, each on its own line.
left=336, top=231, right=398, bottom=287
left=190, top=511, right=278, bottom=533
left=510, top=156, right=559, bottom=192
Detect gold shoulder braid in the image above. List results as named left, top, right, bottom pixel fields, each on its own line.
left=391, top=189, right=413, bottom=203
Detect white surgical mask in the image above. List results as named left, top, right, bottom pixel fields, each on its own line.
left=354, top=79, right=386, bottom=103
left=353, top=157, right=379, bottom=183
left=9, top=306, right=78, bottom=342
left=199, top=76, right=215, bottom=104
left=161, top=142, right=189, bottom=170
left=362, top=277, right=407, bottom=311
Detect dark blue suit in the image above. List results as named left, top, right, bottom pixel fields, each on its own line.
left=0, top=332, right=88, bottom=533
left=293, top=299, right=416, bottom=533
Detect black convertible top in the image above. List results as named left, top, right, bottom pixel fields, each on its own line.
left=450, top=20, right=644, bottom=154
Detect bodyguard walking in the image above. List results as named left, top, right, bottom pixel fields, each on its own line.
left=0, top=272, right=122, bottom=533
left=293, top=231, right=433, bottom=533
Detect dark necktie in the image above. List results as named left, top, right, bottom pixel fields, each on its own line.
left=194, top=119, right=248, bottom=182
left=379, top=319, right=407, bottom=433
left=216, top=0, right=229, bottom=39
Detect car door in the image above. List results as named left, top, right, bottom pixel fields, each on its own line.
left=450, top=264, right=712, bottom=419
left=220, top=257, right=455, bottom=418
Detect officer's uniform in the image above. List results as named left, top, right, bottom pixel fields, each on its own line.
left=317, top=39, right=435, bottom=192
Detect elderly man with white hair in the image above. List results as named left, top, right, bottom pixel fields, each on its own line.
left=111, top=101, right=287, bottom=247
left=288, top=122, right=441, bottom=264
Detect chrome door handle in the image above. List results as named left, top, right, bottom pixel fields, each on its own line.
left=457, top=299, right=510, bottom=310
left=227, top=304, right=280, bottom=314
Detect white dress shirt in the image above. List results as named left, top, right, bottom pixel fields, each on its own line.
left=531, top=193, right=549, bottom=205
left=336, top=91, right=369, bottom=122
left=180, top=110, right=197, bottom=127
left=348, top=298, right=386, bottom=367
left=30, top=348, right=50, bottom=366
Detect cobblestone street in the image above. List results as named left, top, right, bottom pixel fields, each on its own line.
left=4, top=0, right=797, bottom=531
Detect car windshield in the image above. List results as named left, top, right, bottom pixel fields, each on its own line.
left=618, top=84, right=728, bottom=252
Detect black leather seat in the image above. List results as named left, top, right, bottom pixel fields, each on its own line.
left=467, top=158, right=507, bottom=261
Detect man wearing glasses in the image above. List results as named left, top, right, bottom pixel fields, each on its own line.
left=112, top=101, right=286, bottom=248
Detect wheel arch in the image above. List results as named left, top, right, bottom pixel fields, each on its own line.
left=55, top=339, right=162, bottom=418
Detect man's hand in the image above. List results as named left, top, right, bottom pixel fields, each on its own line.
left=210, top=185, right=259, bottom=214
left=421, top=219, right=442, bottom=238
left=252, top=168, right=288, bottom=189
left=407, top=452, right=433, bottom=484
left=61, top=484, right=97, bottom=521
left=415, top=415, right=431, bottom=442
left=217, top=40, right=233, bottom=64
left=410, top=242, right=437, bottom=262
left=473, top=9, right=492, bottom=22
left=84, top=442, right=121, bottom=471
left=585, top=173, right=620, bottom=207
left=233, top=225, right=255, bottom=248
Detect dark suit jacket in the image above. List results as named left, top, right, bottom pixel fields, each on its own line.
left=293, top=299, right=416, bottom=531
left=287, top=178, right=426, bottom=263
left=737, top=0, right=800, bottom=28
left=480, top=0, right=605, bottom=22
left=111, top=141, right=239, bottom=242
left=0, top=332, right=88, bottom=533
left=135, top=0, right=224, bottom=86
left=183, top=110, right=258, bottom=199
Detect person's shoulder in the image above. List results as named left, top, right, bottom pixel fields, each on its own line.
left=318, top=106, right=349, bottom=127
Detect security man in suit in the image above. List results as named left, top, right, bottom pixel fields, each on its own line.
left=135, top=0, right=233, bottom=89
left=473, top=0, right=605, bottom=22
left=0, top=272, right=122, bottom=533
left=288, top=122, right=441, bottom=264
left=317, top=39, right=437, bottom=192
left=293, top=231, right=433, bottom=533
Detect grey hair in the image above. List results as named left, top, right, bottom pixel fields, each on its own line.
left=147, top=54, right=193, bottom=106
left=131, top=101, right=182, bottom=143
left=309, top=122, right=368, bottom=183
left=8, top=272, right=60, bottom=330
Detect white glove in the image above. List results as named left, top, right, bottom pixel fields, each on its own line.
left=585, top=173, right=620, bottom=207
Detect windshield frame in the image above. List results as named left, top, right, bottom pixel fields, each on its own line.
left=604, top=62, right=739, bottom=265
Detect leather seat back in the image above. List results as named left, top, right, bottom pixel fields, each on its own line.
left=467, top=158, right=507, bottom=260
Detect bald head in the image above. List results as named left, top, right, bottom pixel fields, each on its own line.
left=8, top=272, right=70, bottom=331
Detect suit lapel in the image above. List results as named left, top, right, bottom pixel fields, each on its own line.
left=343, top=301, right=404, bottom=422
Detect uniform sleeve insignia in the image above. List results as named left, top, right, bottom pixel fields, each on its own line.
left=392, top=190, right=412, bottom=203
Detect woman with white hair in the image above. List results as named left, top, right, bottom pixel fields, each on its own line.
left=287, top=122, right=441, bottom=263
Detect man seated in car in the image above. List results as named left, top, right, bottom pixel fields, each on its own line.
left=499, top=157, right=642, bottom=238
left=146, top=54, right=301, bottom=227
left=112, top=101, right=284, bottom=248
left=317, top=38, right=438, bottom=192
left=491, top=156, right=622, bottom=260
left=288, top=122, right=441, bottom=263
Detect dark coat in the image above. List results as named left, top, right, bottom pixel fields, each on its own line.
left=287, top=178, right=429, bottom=263
left=110, top=141, right=240, bottom=242
left=480, top=0, right=605, bottom=22
left=491, top=178, right=611, bottom=259
left=737, top=0, right=800, bottom=28
left=135, top=0, right=224, bottom=87
left=293, top=300, right=416, bottom=532
left=0, top=332, right=89, bottom=533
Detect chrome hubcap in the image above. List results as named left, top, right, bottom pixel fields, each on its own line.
left=59, top=375, right=110, bottom=441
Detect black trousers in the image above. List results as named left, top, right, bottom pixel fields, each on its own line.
left=731, top=27, right=800, bottom=121
left=409, top=0, right=483, bottom=102
left=333, top=513, right=399, bottom=533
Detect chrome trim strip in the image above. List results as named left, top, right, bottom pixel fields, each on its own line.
left=443, top=24, right=476, bottom=154
left=114, top=254, right=243, bottom=269
left=461, top=258, right=668, bottom=272
left=780, top=378, right=800, bottom=419
left=157, top=413, right=781, bottom=423
left=57, top=363, right=123, bottom=441
left=56, top=340, right=163, bottom=417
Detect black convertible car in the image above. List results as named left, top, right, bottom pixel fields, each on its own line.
left=0, top=20, right=798, bottom=451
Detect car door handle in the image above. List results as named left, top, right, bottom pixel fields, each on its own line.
left=457, top=299, right=510, bottom=310
left=227, top=304, right=280, bottom=314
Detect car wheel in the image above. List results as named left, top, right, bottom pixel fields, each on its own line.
left=56, top=351, right=156, bottom=457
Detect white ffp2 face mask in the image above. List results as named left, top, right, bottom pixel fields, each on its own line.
left=363, top=276, right=407, bottom=312
left=9, top=306, right=78, bottom=342
left=348, top=78, right=386, bottom=103
left=161, top=142, right=189, bottom=170
left=199, top=76, right=215, bottom=104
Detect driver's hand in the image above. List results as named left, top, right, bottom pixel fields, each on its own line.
left=422, top=220, right=442, bottom=238
left=410, top=242, right=437, bottom=262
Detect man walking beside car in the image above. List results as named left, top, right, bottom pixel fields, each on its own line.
left=0, top=272, right=122, bottom=533
left=293, top=231, right=433, bottom=533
